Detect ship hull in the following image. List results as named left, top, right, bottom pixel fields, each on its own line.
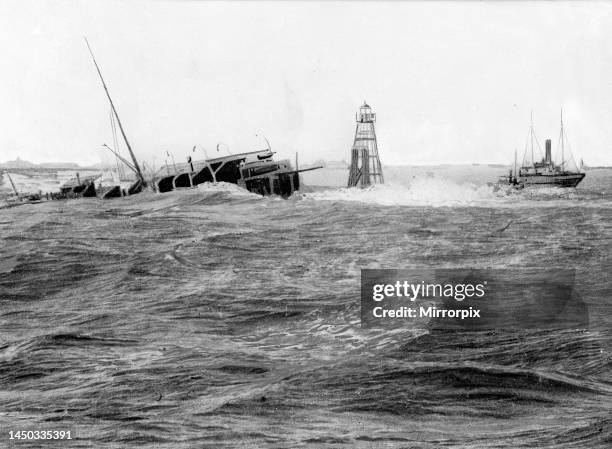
left=156, top=175, right=175, bottom=193
left=98, top=185, right=123, bottom=199
left=518, top=173, right=585, bottom=188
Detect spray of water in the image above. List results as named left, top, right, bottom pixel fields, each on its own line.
left=302, top=178, right=501, bottom=207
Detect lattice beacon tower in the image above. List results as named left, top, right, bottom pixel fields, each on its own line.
left=347, top=102, right=384, bottom=188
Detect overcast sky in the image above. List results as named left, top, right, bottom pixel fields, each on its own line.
left=1, top=0, right=611, bottom=167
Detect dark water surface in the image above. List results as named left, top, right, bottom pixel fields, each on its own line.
left=1, top=171, right=611, bottom=448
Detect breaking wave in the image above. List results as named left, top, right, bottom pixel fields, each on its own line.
left=194, top=181, right=259, bottom=196
left=301, top=176, right=611, bottom=209
left=302, top=178, right=499, bottom=207
left=1, top=167, right=611, bottom=447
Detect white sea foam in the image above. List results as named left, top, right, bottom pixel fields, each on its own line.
left=195, top=181, right=260, bottom=197
left=302, top=178, right=500, bottom=207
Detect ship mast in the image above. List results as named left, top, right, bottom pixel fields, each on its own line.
left=84, top=37, right=145, bottom=186
left=560, top=108, right=565, bottom=172
left=109, top=109, right=126, bottom=181
left=5, top=172, right=19, bottom=198
left=514, top=148, right=517, bottom=180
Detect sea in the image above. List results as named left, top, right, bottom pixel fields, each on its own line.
left=0, top=165, right=611, bottom=448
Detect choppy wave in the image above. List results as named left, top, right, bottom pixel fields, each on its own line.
left=302, top=178, right=498, bottom=207
left=0, top=168, right=611, bottom=448
left=302, top=177, right=612, bottom=210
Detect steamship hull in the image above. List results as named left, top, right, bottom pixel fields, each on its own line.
left=155, top=150, right=274, bottom=193
left=518, top=173, right=585, bottom=188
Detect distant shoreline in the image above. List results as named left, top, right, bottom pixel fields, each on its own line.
left=2, top=158, right=612, bottom=173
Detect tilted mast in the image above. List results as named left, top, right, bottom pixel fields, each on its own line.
left=5, top=172, right=19, bottom=198
left=84, top=37, right=145, bottom=186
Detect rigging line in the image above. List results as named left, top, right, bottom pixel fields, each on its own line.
left=522, top=127, right=531, bottom=168
left=556, top=123, right=564, bottom=166
left=110, top=109, right=117, bottom=152
left=110, top=109, right=121, bottom=175
left=109, top=109, right=120, bottom=179
left=530, top=110, right=535, bottom=166
left=110, top=107, right=125, bottom=179
left=530, top=113, right=544, bottom=162
left=109, top=109, right=117, bottom=154
left=561, top=108, right=565, bottom=169
left=110, top=104, right=119, bottom=153
left=555, top=125, right=567, bottom=169
left=563, top=127, right=579, bottom=170
left=532, top=132, right=544, bottom=159
left=102, top=144, right=137, bottom=174
left=109, top=109, right=120, bottom=177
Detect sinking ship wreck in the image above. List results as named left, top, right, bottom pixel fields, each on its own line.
left=1, top=171, right=45, bottom=207
left=156, top=149, right=272, bottom=193
left=11, top=38, right=319, bottom=205
left=498, top=112, right=585, bottom=189
left=85, top=36, right=319, bottom=199
left=238, top=155, right=306, bottom=196
left=156, top=149, right=320, bottom=198
left=57, top=173, right=98, bottom=198
left=55, top=169, right=141, bottom=200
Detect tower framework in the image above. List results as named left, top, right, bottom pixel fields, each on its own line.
left=347, top=102, right=384, bottom=188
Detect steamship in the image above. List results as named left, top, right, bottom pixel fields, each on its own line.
left=499, top=112, right=585, bottom=188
